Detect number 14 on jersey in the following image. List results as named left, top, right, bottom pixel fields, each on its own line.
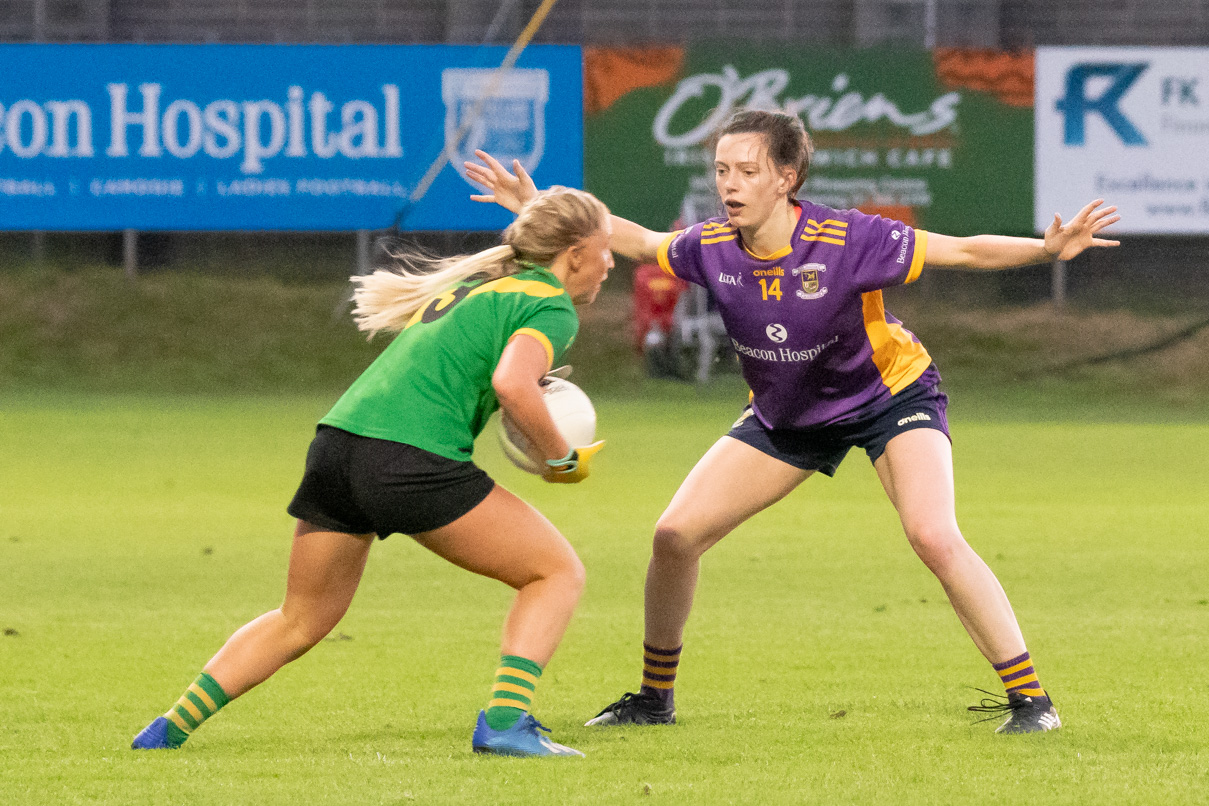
left=759, top=278, right=782, bottom=301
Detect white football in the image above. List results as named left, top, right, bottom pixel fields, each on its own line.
left=498, top=378, right=596, bottom=474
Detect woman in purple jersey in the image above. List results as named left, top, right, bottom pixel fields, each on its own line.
left=468, top=110, right=1118, bottom=734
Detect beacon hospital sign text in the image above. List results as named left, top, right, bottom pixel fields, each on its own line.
left=1037, top=46, right=1209, bottom=234
left=0, top=45, right=582, bottom=231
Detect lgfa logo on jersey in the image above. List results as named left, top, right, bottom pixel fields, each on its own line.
left=793, top=263, right=827, bottom=299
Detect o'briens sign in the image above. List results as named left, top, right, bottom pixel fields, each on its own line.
left=586, top=46, right=1037, bottom=238
left=652, top=65, right=961, bottom=150
left=0, top=83, right=404, bottom=175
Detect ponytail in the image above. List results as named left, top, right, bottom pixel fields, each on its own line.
left=350, top=185, right=609, bottom=339
left=350, top=245, right=516, bottom=339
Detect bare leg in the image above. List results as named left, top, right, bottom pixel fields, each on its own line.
left=412, top=485, right=585, bottom=666
left=205, top=520, right=374, bottom=698
left=874, top=428, right=1026, bottom=663
left=645, top=437, right=810, bottom=648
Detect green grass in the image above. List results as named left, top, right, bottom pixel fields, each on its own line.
left=2, top=393, right=1208, bottom=804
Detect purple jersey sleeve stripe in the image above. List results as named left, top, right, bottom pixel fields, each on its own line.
left=656, top=231, right=682, bottom=278
left=800, top=234, right=846, bottom=246
left=906, top=230, right=928, bottom=284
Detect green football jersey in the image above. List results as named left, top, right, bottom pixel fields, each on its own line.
left=320, top=265, right=578, bottom=461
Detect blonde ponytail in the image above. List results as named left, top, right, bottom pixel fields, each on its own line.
left=350, top=245, right=515, bottom=338
left=350, top=185, right=609, bottom=339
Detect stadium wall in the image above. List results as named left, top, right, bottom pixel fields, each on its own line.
left=6, top=1, right=1209, bottom=47
left=2, top=1, right=1208, bottom=308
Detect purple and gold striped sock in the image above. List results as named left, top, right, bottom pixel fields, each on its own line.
left=639, top=642, right=681, bottom=707
left=994, top=651, right=1045, bottom=697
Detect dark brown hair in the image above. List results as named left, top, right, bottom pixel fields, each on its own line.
left=717, top=110, right=813, bottom=198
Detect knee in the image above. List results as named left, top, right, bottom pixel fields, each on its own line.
left=652, top=518, right=708, bottom=564
left=278, top=606, right=335, bottom=652
left=560, top=553, right=587, bottom=601
left=526, top=550, right=585, bottom=601
left=904, top=522, right=967, bottom=574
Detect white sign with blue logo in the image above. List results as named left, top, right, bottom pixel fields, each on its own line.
left=0, top=44, right=582, bottom=231
left=1037, top=47, right=1209, bottom=234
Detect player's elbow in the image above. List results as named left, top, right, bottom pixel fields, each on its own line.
left=492, top=367, right=534, bottom=411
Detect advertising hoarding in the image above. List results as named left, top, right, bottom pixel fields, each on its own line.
left=1037, top=46, right=1209, bottom=234
left=586, top=45, right=1034, bottom=237
left=0, top=44, right=582, bottom=231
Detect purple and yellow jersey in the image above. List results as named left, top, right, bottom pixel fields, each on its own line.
left=657, top=201, right=937, bottom=430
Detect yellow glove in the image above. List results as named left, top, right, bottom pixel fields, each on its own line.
left=543, top=441, right=605, bottom=484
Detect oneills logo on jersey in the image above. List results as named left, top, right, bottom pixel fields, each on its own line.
left=442, top=68, right=549, bottom=186
left=793, top=263, right=828, bottom=299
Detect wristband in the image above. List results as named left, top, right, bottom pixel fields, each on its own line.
left=545, top=448, right=579, bottom=473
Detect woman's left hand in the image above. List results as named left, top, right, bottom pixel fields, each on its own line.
left=464, top=149, right=538, bottom=214
left=1044, top=198, right=1122, bottom=260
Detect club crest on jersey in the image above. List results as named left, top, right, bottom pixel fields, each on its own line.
left=793, top=263, right=828, bottom=299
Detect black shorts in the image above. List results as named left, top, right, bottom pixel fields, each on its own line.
left=726, top=379, right=951, bottom=477
left=286, top=426, right=496, bottom=539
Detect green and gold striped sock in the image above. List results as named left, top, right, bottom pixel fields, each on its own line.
left=163, top=672, right=230, bottom=744
left=484, top=655, right=542, bottom=731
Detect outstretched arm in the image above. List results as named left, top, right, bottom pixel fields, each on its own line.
left=464, top=150, right=670, bottom=263
left=925, top=199, right=1120, bottom=270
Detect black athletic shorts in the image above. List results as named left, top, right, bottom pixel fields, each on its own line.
left=726, top=378, right=951, bottom=477
left=286, top=425, right=496, bottom=539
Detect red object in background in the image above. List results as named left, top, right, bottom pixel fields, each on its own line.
left=632, top=263, right=688, bottom=352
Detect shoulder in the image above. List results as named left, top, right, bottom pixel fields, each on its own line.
left=697, top=216, right=737, bottom=246
left=798, top=199, right=846, bottom=221
left=796, top=201, right=856, bottom=246
left=808, top=202, right=913, bottom=247
left=472, top=270, right=569, bottom=301
left=662, top=217, right=725, bottom=248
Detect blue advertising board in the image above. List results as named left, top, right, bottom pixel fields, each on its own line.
left=0, top=44, right=582, bottom=231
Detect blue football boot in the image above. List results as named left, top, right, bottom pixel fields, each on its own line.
left=471, top=711, right=583, bottom=757
left=131, top=716, right=185, bottom=749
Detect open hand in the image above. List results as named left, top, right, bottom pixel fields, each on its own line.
left=1044, top=199, right=1121, bottom=261
left=463, top=149, right=538, bottom=214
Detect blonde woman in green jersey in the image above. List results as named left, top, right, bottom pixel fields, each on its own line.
left=132, top=187, right=612, bottom=758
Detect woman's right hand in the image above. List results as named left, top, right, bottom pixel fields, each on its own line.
left=464, top=149, right=538, bottom=214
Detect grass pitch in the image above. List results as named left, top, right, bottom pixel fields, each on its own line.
left=2, top=391, right=1207, bottom=805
